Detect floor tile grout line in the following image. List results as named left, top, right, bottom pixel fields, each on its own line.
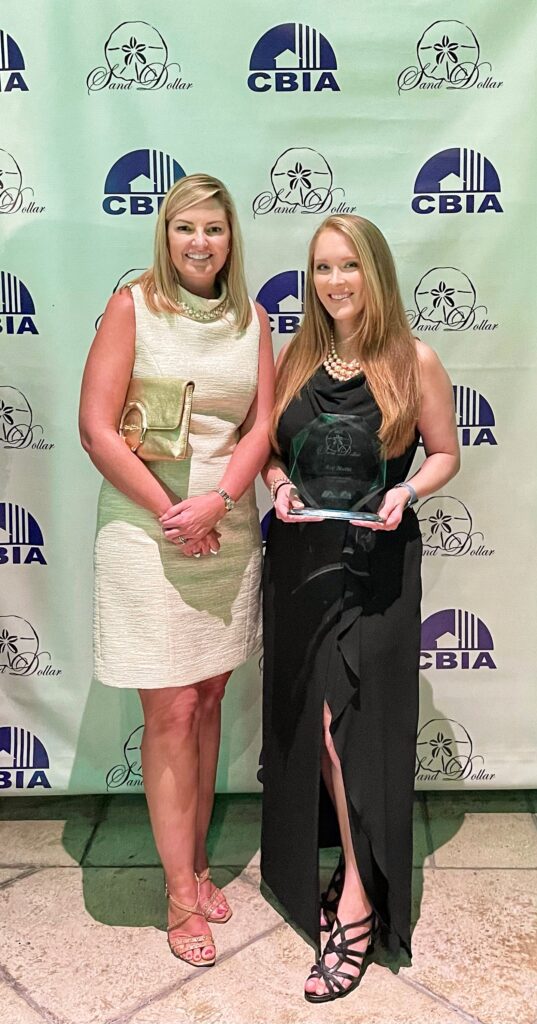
left=79, top=818, right=106, bottom=867
left=397, top=973, right=487, bottom=1024
left=102, top=922, right=284, bottom=1024
left=0, top=866, right=41, bottom=889
left=0, top=962, right=67, bottom=1024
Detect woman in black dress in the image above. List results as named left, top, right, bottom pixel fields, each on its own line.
left=261, top=215, right=459, bottom=1003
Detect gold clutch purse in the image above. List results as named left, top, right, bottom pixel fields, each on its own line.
left=118, top=377, right=195, bottom=461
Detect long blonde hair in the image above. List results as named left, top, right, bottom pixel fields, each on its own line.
left=270, top=215, right=420, bottom=457
left=133, top=173, right=251, bottom=331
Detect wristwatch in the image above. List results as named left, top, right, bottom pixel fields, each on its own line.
left=394, top=482, right=418, bottom=507
left=214, top=488, right=235, bottom=512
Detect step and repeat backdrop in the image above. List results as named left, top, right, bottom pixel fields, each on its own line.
left=1, top=1, right=536, bottom=795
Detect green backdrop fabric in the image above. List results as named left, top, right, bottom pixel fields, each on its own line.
left=1, top=1, right=536, bottom=794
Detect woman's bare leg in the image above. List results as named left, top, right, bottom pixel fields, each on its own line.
left=139, top=684, right=215, bottom=963
left=193, top=672, right=232, bottom=918
left=305, top=702, right=373, bottom=996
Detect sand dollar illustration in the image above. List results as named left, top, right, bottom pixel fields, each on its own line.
left=417, top=495, right=472, bottom=551
left=416, top=718, right=473, bottom=776
left=104, top=21, right=168, bottom=83
left=0, top=149, right=23, bottom=212
left=270, top=147, right=333, bottom=208
left=0, top=386, right=32, bottom=447
left=124, top=725, right=144, bottom=776
left=0, top=615, right=39, bottom=674
left=415, top=267, right=476, bottom=328
left=417, top=21, right=480, bottom=83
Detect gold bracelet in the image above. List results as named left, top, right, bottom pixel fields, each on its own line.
left=270, top=477, right=291, bottom=504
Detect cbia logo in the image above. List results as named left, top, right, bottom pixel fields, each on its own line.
left=256, top=270, right=305, bottom=336
left=0, top=29, right=28, bottom=92
left=103, top=149, right=185, bottom=215
left=0, top=502, right=46, bottom=565
left=0, top=271, right=38, bottom=334
left=248, top=23, right=339, bottom=93
left=412, top=148, right=502, bottom=215
left=421, top=608, right=496, bottom=671
left=453, top=385, right=496, bottom=447
left=0, top=725, right=51, bottom=789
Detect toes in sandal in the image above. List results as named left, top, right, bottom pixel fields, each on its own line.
left=165, top=881, right=216, bottom=967
left=305, top=910, right=376, bottom=1003
left=196, top=867, right=233, bottom=924
left=320, top=853, right=345, bottom=933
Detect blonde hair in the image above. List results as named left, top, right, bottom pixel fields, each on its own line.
left=270, top=215, right=420, bottom=457
left=133, top=173, right=251, bottom=331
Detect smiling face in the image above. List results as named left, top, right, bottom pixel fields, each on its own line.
left=167, top=199, right=231, bottom=298
left=312, top=228, right=366, bottom=333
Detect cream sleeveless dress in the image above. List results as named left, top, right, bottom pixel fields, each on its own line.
left=93, top=284, right=263, bottom=688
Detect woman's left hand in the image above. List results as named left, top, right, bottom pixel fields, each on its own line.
left=350, top=488, right=409, bottom=531
left=159, top=492, right=225, bottom=541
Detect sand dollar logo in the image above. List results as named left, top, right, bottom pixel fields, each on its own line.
left=418, top=494, right=493, bottom=559
left=325, top=427, right=352, bottom=456
left=87, top=21, right=192, bottom=93
left=0, top=148, right=44, bottom=215
left=0, top=615, right=57, bottom=676
left=0, top=148, right=22, bottom=211
left=416, top=718, right=474, bottom=780
left=0, top=385, right=48, bottom=450
left=253, top=147, right=356, bottom=217
left=398, top=21, right=501, bottom=92
left=106, top=725, right=144, bottom=790
left=273, top=147, right=332, bottom=207
left=105, top=22, right=167, bottom=83
left=407, top=267, right=497, bottom=333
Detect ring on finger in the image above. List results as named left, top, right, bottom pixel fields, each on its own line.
left=177, top=534, right=187, bottom=545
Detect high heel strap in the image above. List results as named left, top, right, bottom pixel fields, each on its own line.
left=195, top=867, right=211, bottom=884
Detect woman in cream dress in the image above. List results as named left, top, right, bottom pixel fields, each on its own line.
left=79, top=174, right=274, bottom=967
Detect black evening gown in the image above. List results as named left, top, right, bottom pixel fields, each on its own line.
left=261, top=366, right=422, bottom=957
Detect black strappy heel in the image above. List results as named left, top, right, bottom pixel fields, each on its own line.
left=320, top=854, right=345, bottom=933
left=305, top=909, right=376, bottom=1003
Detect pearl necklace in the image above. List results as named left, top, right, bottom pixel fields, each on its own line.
left=323, top=331, right=362, bottom=381
left=178, top=296, right=227, bottom=323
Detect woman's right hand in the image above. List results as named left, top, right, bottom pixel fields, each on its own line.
left=168, top=528, right=222, bottom=557
left=273, top=483, right=324, bottom=523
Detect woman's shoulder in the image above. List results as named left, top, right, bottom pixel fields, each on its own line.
left=415, top=337, right=442, bottom=370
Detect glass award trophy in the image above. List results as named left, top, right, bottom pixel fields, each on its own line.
left=288, top=413, right=386, bottom=521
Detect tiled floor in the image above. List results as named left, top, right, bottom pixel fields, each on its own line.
left=0, top=791, right=536, bottom=1024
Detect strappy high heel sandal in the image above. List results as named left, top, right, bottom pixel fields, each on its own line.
left=320, top=854, right=345, bottom=933
left=165, top=880, right=216, bottom=966
left=196, top=867, right=232, bottom=924
left=305, top=909, right=376, bottom=1003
